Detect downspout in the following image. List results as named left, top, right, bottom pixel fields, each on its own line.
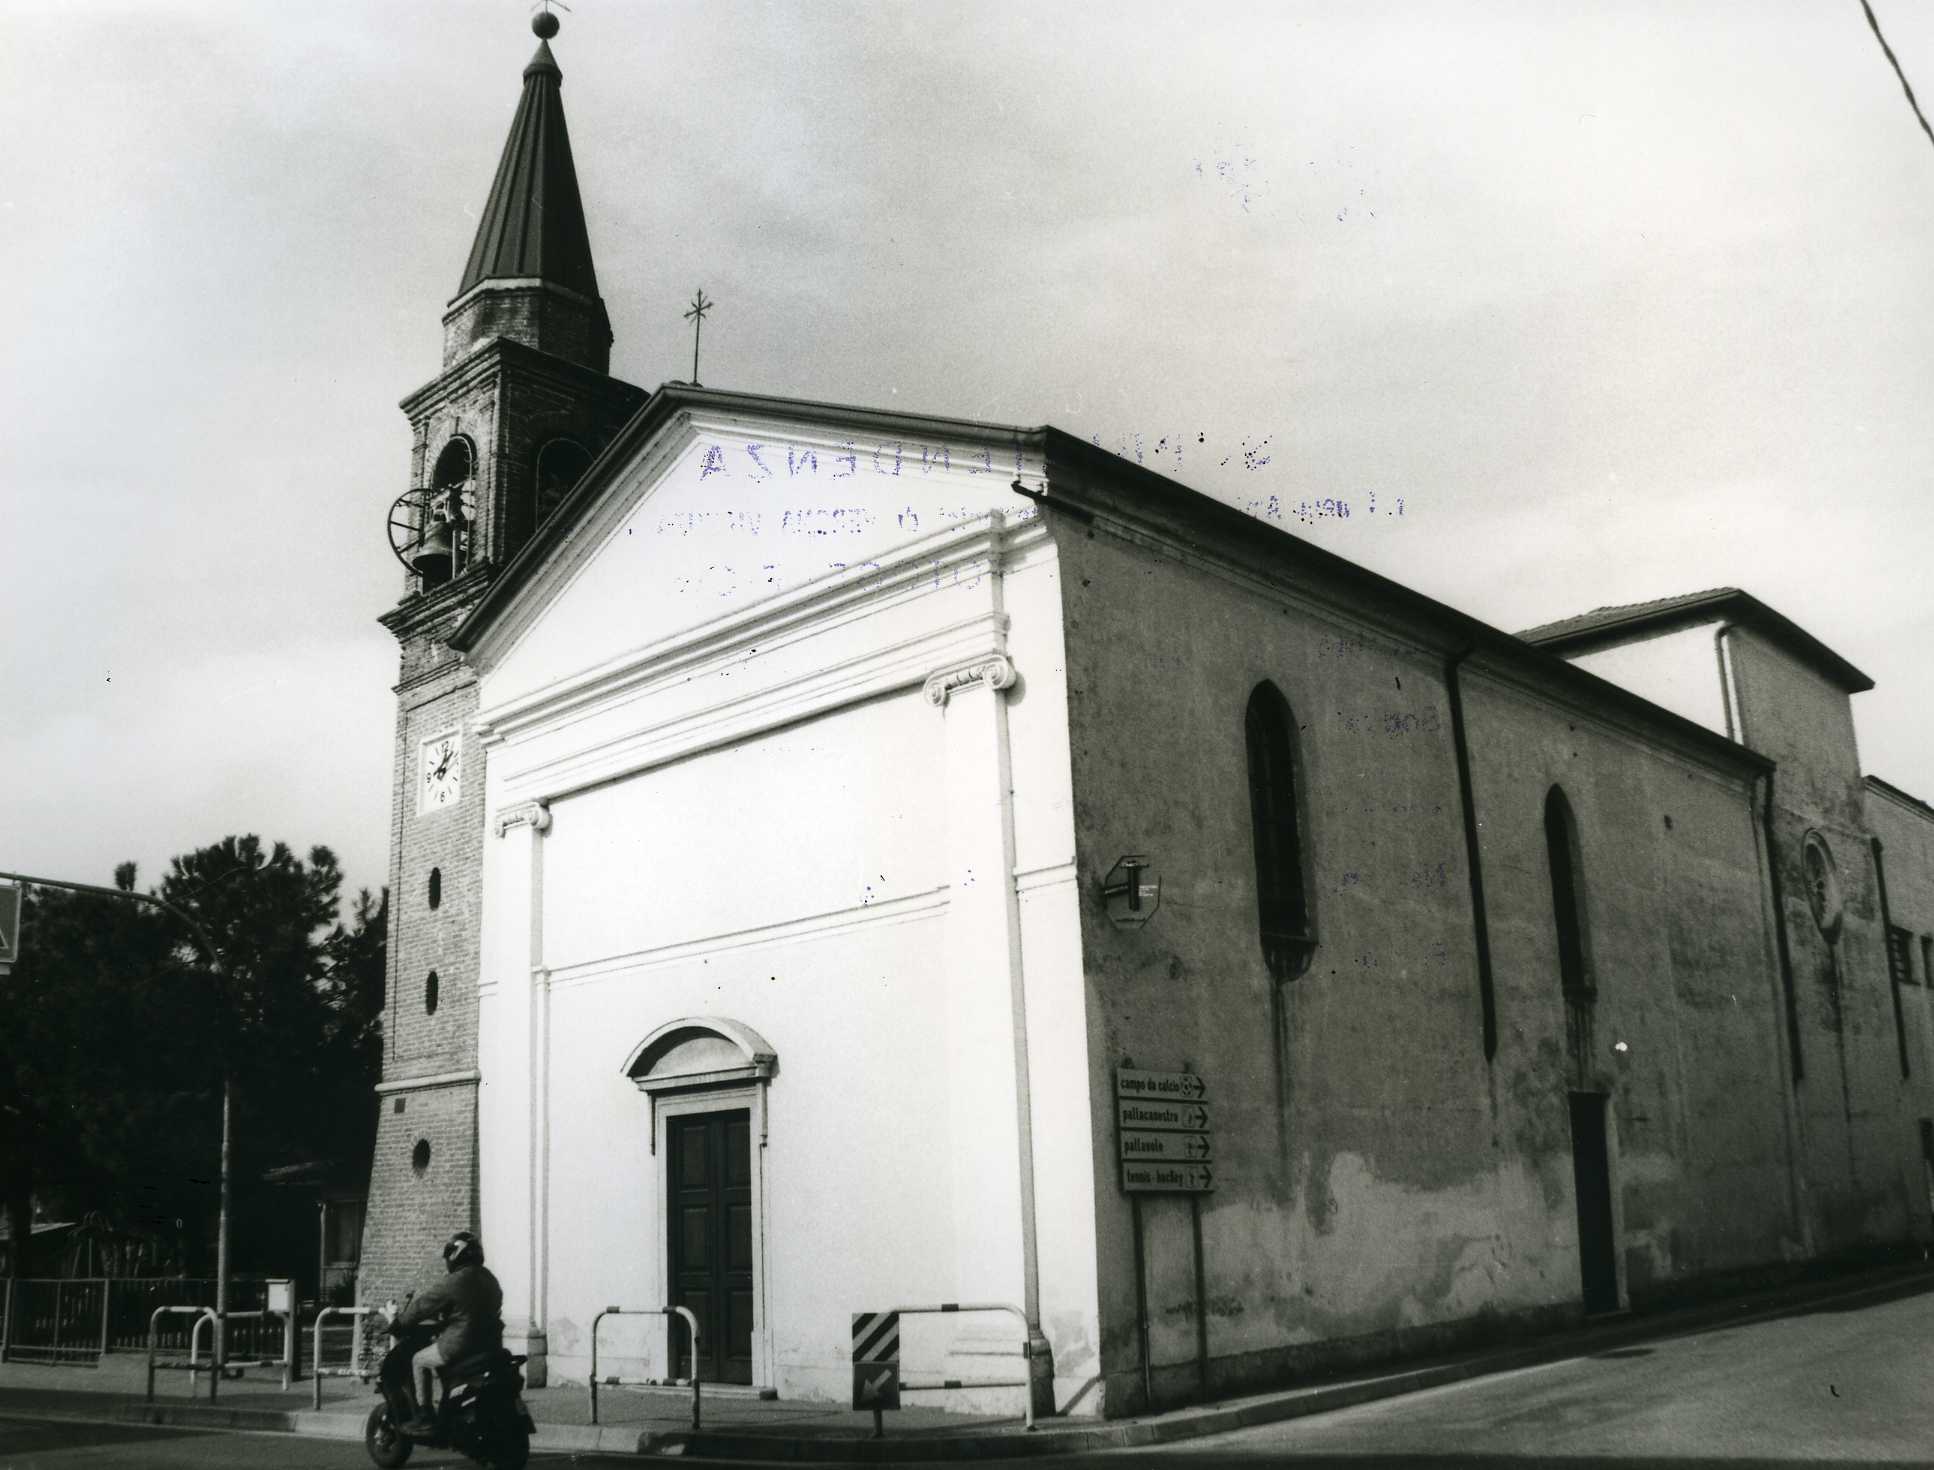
left=1873, top=838, right=1910, bottom=1079
left=1445, top=648, right=1498, bottom=1061
left=987, top=513, right=1052, bottom=1397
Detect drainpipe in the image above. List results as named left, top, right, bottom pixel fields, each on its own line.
left=1445, top=648, right=1499, bottom=1060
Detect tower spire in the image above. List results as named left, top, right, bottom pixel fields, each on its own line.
left=441, top=8, right=613, bottom=372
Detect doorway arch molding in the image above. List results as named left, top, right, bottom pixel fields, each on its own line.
left=623, top=1017, right=777, bottom=1150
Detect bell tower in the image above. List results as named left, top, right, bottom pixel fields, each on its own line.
left=361, top=11, right=645, bottom=1365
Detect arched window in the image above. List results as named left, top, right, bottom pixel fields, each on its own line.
left=1544, top=787, right=1591, bottom=994
left=417, top=437, right=476, bottom=585
left=1246, top=681, right=1313, bottom=981
left=533, top=438, right=592, bottom=528
left=424, top=970, right=440, bottom=1015
left=431, top=437, right=473, bottom=490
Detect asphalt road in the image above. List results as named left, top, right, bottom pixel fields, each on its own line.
left=0, top=1419, right=637, bottom=1470
left=1083, top=1280, right=1934, bottom=1468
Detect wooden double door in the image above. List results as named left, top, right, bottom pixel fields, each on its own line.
left=667, top=1109, right=755, bottom=1384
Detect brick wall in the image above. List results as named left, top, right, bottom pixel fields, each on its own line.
left=442, top=284, right=611, bottom=374
left=366, top=331, right=642, bottom=1306
left=359, top=1080, right=480, bottom=1306
left=360, top=646, right=486, bottom=1307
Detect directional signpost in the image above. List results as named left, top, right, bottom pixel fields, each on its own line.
left=1116, top=1068, right=1213, bottom=1193
left=851, top=1310, right=900, bottom=1432
left=0, top=881, right=20, bottom=977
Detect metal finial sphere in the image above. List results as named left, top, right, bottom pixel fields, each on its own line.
left=532, top=10, right=560, bottom=39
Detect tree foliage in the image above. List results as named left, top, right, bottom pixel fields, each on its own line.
left=0, top=837, right=387, bottom=1277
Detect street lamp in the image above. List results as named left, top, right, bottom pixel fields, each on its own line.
left=0, top=867, right=241, bottom=1372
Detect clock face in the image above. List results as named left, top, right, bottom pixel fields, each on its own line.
left=421, top=733, right=461, bottom=812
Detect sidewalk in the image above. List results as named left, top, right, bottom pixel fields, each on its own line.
left=2, top=1261, right=1930, bottom=1461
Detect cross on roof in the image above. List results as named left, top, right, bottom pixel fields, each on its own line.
left=683, top=289, right=713, bottom=386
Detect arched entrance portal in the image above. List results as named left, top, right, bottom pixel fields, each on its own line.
left=623, top=1019, right=776, bottom=1387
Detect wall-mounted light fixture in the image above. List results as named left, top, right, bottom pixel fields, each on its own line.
left=1103, top=855, right=1161, bottom=928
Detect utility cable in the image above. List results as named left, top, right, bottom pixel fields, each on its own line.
left=1859, top=0, right=1934, bottom=152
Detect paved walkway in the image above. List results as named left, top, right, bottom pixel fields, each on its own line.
left=1, top=1263, right=1930, bottom=1461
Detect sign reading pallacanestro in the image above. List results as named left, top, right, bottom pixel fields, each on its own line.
left=1116, top=1099, right=1210, bottom=1133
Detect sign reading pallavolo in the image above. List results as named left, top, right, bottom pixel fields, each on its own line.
left=1116, top=1066, right=1213, bottom=1193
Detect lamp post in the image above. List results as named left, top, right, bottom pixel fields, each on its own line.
left=0, top=867, right=238, bottom=1372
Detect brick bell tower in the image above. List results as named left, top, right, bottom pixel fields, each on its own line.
left=360, top=10, right=644, bottom=1345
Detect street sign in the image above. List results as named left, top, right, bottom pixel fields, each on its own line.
left=851, top=1311, right=901, bottom=1411
left=1122, top=1161, right=1214, bottom=1193
left=852, top=1363, right=901, bottom=1410
left=1120, top=1128, right=1213, bottom=1163
left=1117, top=1098, right=1210, bottom=1133
left=0, top=882, right=20, bottom=976
left=1115, top=1068, right=1206, bottom=1101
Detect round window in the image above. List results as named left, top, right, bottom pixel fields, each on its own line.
left=1801, top=831, right=1843, bottom=938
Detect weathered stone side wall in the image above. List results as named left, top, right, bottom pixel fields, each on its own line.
left=1051, top=511, right=1815, bottom=1414
left=1463, top=670, right=1802, bottom=1299
left=1728, top=631, right=1930, bottom=1252
left=1866, top=778, right=1934, bottom=1235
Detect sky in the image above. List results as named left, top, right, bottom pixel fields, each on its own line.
left=1, top=0, right=1930, bottom=906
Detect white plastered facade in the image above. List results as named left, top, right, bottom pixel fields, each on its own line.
left=466, top=407, right=1101, bottom=1410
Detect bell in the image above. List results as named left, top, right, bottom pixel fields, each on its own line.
left=410, top=522, right=455, bottom=581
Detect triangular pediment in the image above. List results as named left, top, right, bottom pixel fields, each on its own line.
left=466, top=390, right=1048, bottom=704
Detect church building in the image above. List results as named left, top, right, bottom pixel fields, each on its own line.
left=360, top=17, right=1934, bottom=1418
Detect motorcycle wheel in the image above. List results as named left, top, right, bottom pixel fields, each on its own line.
left=482, top=1421, right=531, bottom=1470
left=363, top=1402, right=415, bottom=1468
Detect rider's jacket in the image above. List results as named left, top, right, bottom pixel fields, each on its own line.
left=395, top=1264, right=506, bottom=1361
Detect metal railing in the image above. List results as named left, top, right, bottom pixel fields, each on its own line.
left=312, top=1306, right=376, bottom=1410
left=143, top=1304, right=295, bottom=1402
left=145, top=1307, right=218, bottom=1401
left=891, top=1302, right=1036, bottom=1432
left=587, top=1305, right=702, bottom=1429
left=0, top=1279, right=108, bottom=1364
left=207, top=1308, right=295, bottom=1391
left=0, top=1277, right=285, bottom=1362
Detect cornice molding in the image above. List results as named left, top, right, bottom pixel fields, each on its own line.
left=373, top=1069, right=481, bottom=1095
left=924, top=654, right=1016, bottom=706
left=494, top=800, right=552, bottom=838
left=474, top=512, right=1042, bottom=745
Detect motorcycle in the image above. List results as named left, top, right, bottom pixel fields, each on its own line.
left=364, top=1295, right=535, bottom=1470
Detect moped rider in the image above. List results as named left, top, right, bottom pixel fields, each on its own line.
left=385, top=1230, right=505, bottom=1433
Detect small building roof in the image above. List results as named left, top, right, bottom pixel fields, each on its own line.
left=1867, top=774, right=1934, bottom=820
left=1517, top=587, right=1873, bottom=693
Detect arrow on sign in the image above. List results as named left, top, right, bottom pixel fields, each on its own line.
left=860, top=1370, right=891, bottom=1403
left=1185, top=1135, right=1211, bottom=1159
